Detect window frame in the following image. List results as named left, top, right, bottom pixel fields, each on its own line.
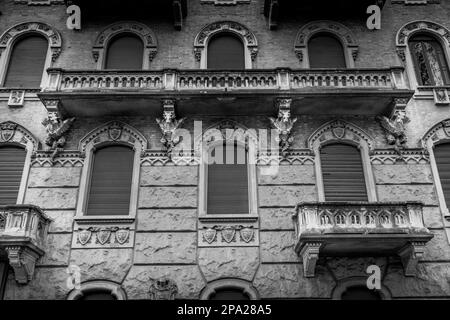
left=104, top=32, right=145, bottom=70
left=307, top=32, right=348, bottom=69
left=200, top=279, right=259, bottom=300
left=67, top=280, right=127, bottom=300
left=206, top=32, right=246, bottom=70
left=331, top=277, right=391, bottom=300
left=76, top=121, right=147, bottom=222
left=0, top=22, right=62, bottom=89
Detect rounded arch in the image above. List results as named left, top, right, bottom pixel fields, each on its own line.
left=194, top=21, right=258, bottom=69
left=199, top=279, right=259, bottom=300
left=93, top=21, right=158, bottom=69
left=294, top=21, right=358, bottom=68
left=308, top=120, right=377, bottom=202
left=331, top=277, right=391, bottom=300
left=67, top=280, right=127, bottom=300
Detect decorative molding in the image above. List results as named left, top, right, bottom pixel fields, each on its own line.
left=370, top=149, right=429, bottom=164
left=194, top=21, right=258, bottom=69
left=294, top=21, right=359, bottom=68
left=31, top=151, right=84, bottom=167
left=93, top=21, right=158, bottom=69
left=72, top=226, right=134, bottom=249
left=268, top=98, right=297, bottom=157
left=433, top=88, right=450, bottom=105
left=200, top=279, right=259, bottom=300
left=42, top=112, right=76, bottom=162
left=8, top=90, right=25, bottom=108
left=257, top=149, right=315, bottom=165
left=67, top=280, right=127, bottom=300
left=141, top=151, right=199, bottom=166
left=199, top=225, right=258, bottom=247
left=156, top=100, right=186, bottom=158
left=300, top=242, right=322, bottom=278
left=149, top=278, right=178, bottom=300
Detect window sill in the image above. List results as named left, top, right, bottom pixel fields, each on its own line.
left=74, top=215, right=135, bottom=225
left=199, top=214, right=258, bottom=223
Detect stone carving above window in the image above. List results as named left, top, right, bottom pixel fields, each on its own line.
left=149, top=278, right=178, bottom=300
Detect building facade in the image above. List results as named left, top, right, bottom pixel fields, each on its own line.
left=0, top=0, right=450, bottom=300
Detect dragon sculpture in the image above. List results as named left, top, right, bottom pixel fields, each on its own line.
left=156, top=110, right=186, bottom=157
left=377, top=111, right=409, bottom=155
left=269, top=108, right=298, bottom=157
left=42, top=113, right=76, bottom=161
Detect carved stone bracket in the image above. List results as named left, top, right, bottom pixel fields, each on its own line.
left=268, top=98, right=297, bottom=158
left=398, top=241, right=427, bottom=276
left=156, top=100, right=186, bottom=158
left=149, top=277, right=178, bottom=300
left=5, top=246, right=41, bottom=284
left=299, top=242, right=322, bottom=278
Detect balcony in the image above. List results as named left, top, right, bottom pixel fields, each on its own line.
left=293, top=202, right=433, bottom=278
left=0, top=205, right=52, bottom=284
left=39, top=67, right=412, bottom=117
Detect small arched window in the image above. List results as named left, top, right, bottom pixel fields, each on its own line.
left=207, top=142, right=249, bottom=215
left=341, top=286, right=381, bottom=300
left=209, top=288, right=251, bottom=300
left=409, top=34, right=450, bottom=86
left=105, top=33, right=144, bottom=69
left=0, top=146, right=26, bottom=205
left=207, top=33, right=245, bottom=70
left=320, top=143, right=368, bottom=201
left=433, top=143, right=450, bottom=208
left=308, top=33, right=346, bottom=68
left=4, top=34, right=48, bottom=87
left=86, top=145, right=134, bottom=216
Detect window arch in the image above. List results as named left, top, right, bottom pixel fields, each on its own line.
left=200, top=279, right=259, bottom=300
left=207, top=33, right=245, bottom=70
left=295, top=20, right=358, bottom=68
left=194, top=21, right=258, bottom=69
left=308, top=120, right=376, bottom=202
left=308, top=33, right=346, bottom=68
left=331, top=277, right=391, bottom=300
left=67, top=280, right=127, bottom=300
left=92, top=22, right=158, bottom=70
left=396, top=21, right=450, bottom=88
left=105, top=33, right=144, bottom=70
left=77, top=121, right=147, bottom=219
left=0, top=22, right=62, bottom=87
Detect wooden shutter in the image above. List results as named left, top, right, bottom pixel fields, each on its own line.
left=105, top=34, right=144, bottom=69
left=0, top=146, right=26, bottom=205
left=434, top=143, right=450, bottom=208
left=320, top=144, right=368, bottom=201
left=341, top=286, right=381, bottom=300
left=209, top=289, right=250, bottom=300
left=0, top=262, right=7, bottom=300
left=4, top=35, right=48, bottom=87
left=86, top=146, right=134, bottom=216
left=207, top=33, right=245, bottom=70
left=308, top=33, right=346, bottom=68
left=207, top=143, right=249, bottom=215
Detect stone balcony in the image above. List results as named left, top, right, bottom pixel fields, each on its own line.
left=292, top=202, right=433, bottom=278
left=0, top=205, right=52, bottom=284
left=38, top=67, right=412, bottom=117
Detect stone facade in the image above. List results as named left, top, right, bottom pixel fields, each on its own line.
left=1, top=0, right=450, bottom=300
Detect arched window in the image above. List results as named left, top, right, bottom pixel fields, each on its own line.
left=207, top=142, right=249, bottom=214
left=308, top=33, right=346, bottom=68
left=320, top=143, right=368, bottom=201
left=78, top=291, right=117, bottom=300
left=4, top=34, right=48, bottom=87
left=341, top=286, right=381, bottom=300
left=209, top=288, right=250, bottom=300
left=105, top=33, right=144, bottom=69
left=207, top=33, right=245, bottom=70
left=433, top=143, right=450, bottom=208
left=0, top=146, right=26, bottom=205
left=86, top=145, right=134, bottom=216
left=408, top=34, right=450, bottom=86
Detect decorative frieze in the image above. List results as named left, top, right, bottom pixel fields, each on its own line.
left=200, top=225, right=257, bottom=246
left=72, top=225, right=134, bottom=249
left=370, top=149, right=429, bottom=164
left=31, top=151, right=84, bottom=167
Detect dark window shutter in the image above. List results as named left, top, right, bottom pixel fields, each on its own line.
left=0, top=146, right=26, bottom=205
left=4, top=35, right=48, bottom=88
left=105, top=33, right=144, bottom=69
left=320, top=143, right=368, bottom=201
left=434, top=143, right=450, bottom=207
left=341, top=286, right=381, bottom=300
left=308, top=33, right=346, bottom=68
left=0, top=261, right=8, bottom=300
left=207, top=142, right=249, bottom=214
left=209, top=289, right=250, bottom=300
left=207, top=33, right=245, bottom=70
left=86, top=146, right=134, bottom=216
left=79, top=291, right=116, bottom=300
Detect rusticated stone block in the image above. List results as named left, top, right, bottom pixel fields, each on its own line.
left=137, top=209, right=197, bottom=231
left=373, top=165, right=433, bottom=184
left=134, top=232, right=196, bottom=264
left=260, top=208, right=296, bottom=230
left=70, top=249, right=133, bottom=283
left=39, top=234, right=72, bottom=266
left=28, top=167, right=81, bottom=187
left=122, top=265, right=206, bottom=299
left=258, top=186, right=317, bottom=207
left=422, top=206, right=444, bottom=229
left=140, top=166, right=198, bottom=186
left=260, top=231, right=297, bottom=263
left=257, top=165, right=315, bottom=185
left=377, top=185, right=438, bottom=206
left=138, top=187, right=197, bottom=208
left=325, top=257, right=388, bottom=280
left=45, top=210, right=75, bottom=233
left=423, top=229, right=450, bottom=261
left=198, top=247, right=259, bottom=282
left=253, top=264, right=334, bottom=298
left=25, top=188, right=78, bottom=209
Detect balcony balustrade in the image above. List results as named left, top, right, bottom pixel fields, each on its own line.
left=293, top=202, right=433, bottom=278
left=0, top=205, right=51, bottom=284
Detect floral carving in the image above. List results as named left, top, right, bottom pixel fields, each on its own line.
left=269, top=99, right=297, bottom=157
left=377, top=111, right=410, bottom=155
left=42, top=112, right=76, bottom=162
